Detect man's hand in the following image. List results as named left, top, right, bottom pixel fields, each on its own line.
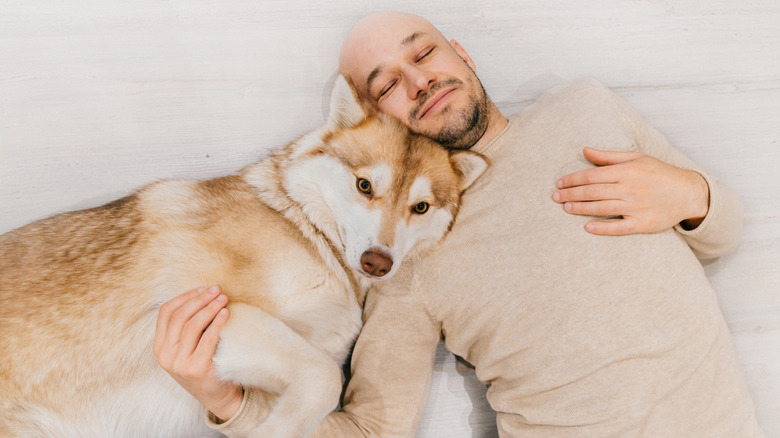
left=553, top=147, right=710, bottom=235
left=153, top=285, right=244, bottom=422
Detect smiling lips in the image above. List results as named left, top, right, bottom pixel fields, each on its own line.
left=419, top=88, right=455, bottom=119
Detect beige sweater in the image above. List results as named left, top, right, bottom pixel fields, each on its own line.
left=208, top=79, right=764, bottom=437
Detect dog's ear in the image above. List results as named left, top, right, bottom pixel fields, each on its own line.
left=327, top=74, right=369, bottom=129
left=450, top=150, right=489, bottom=191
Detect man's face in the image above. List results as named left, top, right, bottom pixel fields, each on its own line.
left=340, top=17, right=489, bottom=150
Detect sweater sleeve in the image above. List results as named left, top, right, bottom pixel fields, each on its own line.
left=205, top=270, right=442, bottom=438
left=204, top=386, right=275, bottom=437
left=313, top=272, right=442, bottom=438
left=584, top=78, right=744, bottom=259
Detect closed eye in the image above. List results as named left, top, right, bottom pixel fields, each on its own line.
left=379, top=80, right=397, bottom=98
left=416, top=47, right=434, bottom=62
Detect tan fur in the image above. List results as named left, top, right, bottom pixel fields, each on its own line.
left=0, top=76, right=487, bottom=438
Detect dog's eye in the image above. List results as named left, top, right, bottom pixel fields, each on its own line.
left=356, top=178, right=372, bottom=195
left=412, top=202, right=429, bottom=214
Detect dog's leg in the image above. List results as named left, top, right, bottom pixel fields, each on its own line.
left=213, top=303, right=343, bottom=438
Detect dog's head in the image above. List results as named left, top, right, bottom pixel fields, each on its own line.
left=283, top=75, right=488, bottom=280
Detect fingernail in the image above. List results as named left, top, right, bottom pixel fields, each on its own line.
left=565, top=202, right=573, bottom=212
left=208, top=285, right=220, bottom=294
left=553, top=192, right=560, bottom=202
left=556, top=179, right=563, bottom=189
left=586, top=223, right=595, bottom=232
left=216, top=294, right=227, bottom=302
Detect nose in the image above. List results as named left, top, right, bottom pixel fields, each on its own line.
left=360, top=249, right=394, bottom=277
left=402, top=64, right=436, bottom=100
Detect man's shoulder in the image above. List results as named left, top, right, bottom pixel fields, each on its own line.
left=542, top=77, right=616, bottom=105
left=508, top=77, right=626, bottom=124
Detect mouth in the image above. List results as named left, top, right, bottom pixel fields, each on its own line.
left=358, top=270, right=386, bottom=280
left=419, top=88, right=455, bottom=120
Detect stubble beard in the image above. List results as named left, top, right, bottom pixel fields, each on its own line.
left=409, top=76, right=490, bottom=150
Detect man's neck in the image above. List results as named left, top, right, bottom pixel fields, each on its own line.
left=469, top=103, right=508, bottom=153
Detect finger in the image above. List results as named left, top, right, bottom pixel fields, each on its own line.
left=557, top=164, right=622, bottom=189
left=178, top=294, right=229, bottom=356
left=194, top=307, right=230, bottom=364
left=164, top=285, right=223, bottom=352
left=562, top=200, right=626, bottom=218
left=553, top=183, right=622, bottom=204
left=585, top=218, right=638, bottom=236
left=154, top=287, right=205, bottom=356
left=581, top=147, right=644, bottom=167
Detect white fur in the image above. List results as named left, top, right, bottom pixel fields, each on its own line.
left=289, top=128, right=327, bottom=160
left=283, top=153, right=352, bottom=247
left=407, top=176, right=432, bottom=206
left=142, top=180, right=199, bottom=217
left=365, top=163, right=393, bottom=198
left=394, top=208, right=454, bottom=261
left=9, top=375, right=215, bottom=438
left=327, top=76, right=367, bottom=130
left=215, top=303, right=345, bottom=438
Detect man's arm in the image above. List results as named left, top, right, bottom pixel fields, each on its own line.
left=552, top=79, right=743, bottom=258
left=312, top=283, right=441, bottom=437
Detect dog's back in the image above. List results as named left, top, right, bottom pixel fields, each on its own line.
left=0, top=174, right=341, bottom=436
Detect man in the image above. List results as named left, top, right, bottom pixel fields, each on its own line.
left=155, top=11, right=763, bottom=437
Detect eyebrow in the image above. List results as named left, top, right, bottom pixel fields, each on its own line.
left=401, top=32, right=425, bottom=47
left=366, top=32, right=429, bottom=96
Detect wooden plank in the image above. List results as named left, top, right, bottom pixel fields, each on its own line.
left=418, top=346, right=497, bottom=437
left=706, top=217, right=780, bottom=435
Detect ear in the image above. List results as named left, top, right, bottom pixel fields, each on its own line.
left=450, top=150, right=489, bottom=191
left=328, top=74, right=368, bottom=129
left=449, top=39, right=476, bottom=71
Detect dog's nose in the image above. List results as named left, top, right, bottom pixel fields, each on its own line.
left=360, top=249, right=393, bottom=277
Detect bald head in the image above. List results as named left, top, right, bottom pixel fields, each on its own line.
left=339, top=12, right=452, bottom=98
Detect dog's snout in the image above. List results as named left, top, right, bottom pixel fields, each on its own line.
left=360, top=249, right=393, bottom=277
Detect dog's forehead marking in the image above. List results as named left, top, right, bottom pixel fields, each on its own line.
left=407, top=176, right=433, bottom=204
left=366, top=163, right=392, bottom=198
left=288, top=128, right=327, bottom=160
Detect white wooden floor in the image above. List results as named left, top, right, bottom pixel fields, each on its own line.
left=1, top=1, right=778, bottom=436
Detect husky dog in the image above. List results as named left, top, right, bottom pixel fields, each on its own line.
left=0, top=76, right=488, bottom=437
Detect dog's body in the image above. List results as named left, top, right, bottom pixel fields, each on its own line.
left=0, top=77, right=488, bottom=438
